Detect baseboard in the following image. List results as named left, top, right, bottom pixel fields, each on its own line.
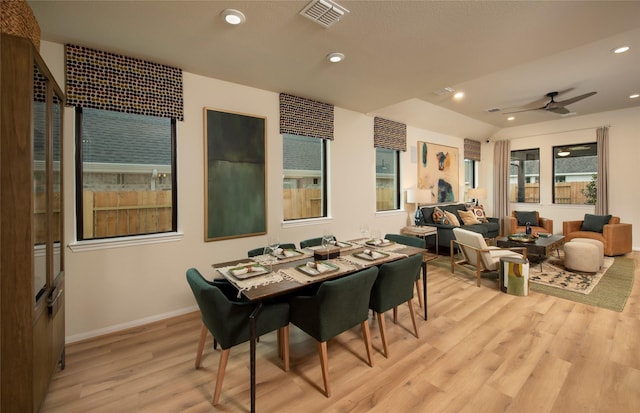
left=65, top=305, right=199, bottom=344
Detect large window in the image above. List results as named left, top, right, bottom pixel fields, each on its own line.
left=464, top=159, right=476, bottom=200
left=283, top=134, right=327, bottom=220
left=553, top=142, right=597, bottom=204
left=376, top=147, right=400, bottom=211
left=510, top=148, right=540, bottom=203
left=76, top=108, right=177, bottom=240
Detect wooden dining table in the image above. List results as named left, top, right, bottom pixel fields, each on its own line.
left=210, top=239, right=437, bottom=412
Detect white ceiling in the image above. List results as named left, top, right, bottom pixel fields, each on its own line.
left=29, top=0, right=640, bottom=138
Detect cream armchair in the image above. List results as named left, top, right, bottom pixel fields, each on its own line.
left=450, top=228, right=527, bottom=287
left=563, top=215, right=632, bottom=256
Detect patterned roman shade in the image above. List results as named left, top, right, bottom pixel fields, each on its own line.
left=374, top=117, right=406, bottom=151
left=279, top=93, right=334, bottom=140
left=65, top=44, right=184, bottom=120
left=464, top=138, right=481, bottom=161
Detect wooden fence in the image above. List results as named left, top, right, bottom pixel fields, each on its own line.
left=509, top=182, right=590, bottom=204
left=82, top=190, right=172, bottom=238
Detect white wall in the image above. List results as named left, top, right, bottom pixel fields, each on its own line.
left=483, top=107, right=640, bottom=248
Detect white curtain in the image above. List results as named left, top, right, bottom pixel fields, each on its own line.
left=493, top=140, right=511, bottom=235
left=595, top=126, right=609, bottom=215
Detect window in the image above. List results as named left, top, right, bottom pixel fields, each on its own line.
left=464, top=159, right=476, bottom=200
left=76, top=108, right=177, bottom=240
left=510, top=148, right=540, bottom=203
left=553, top=142, right=597, bottom=204
left=376, top=147, right=400, bottom=211
left=282, top=134, right=327, bottom=220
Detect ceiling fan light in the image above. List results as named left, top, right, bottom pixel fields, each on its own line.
left=630, top=93, right=639, bottom=99
left=558, top=151, right=570, bottom=157
left=222, top=9, right=246, bottom=25
left=453, top=91, right=464, bottom=99
left=611, top=46, right=630, bottom=54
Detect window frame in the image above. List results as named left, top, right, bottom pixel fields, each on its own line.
left=375, top=147, right=401, bottom=212
left=74, top=107, right=178, bottom=242
left=282, top=133, right=328, bottom=221
left=510, top=148, right=540, bottom=203
left=552, top=142, right=597, bottom=205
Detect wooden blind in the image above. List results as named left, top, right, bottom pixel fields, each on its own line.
left=464, top=138, right=481, bottom=161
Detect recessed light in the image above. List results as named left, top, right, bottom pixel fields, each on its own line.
left=507, top=116, right=515, bottom=121
left=221, top=9, right=246, bottom=25
left=630, top=93, right=640, bottom=99
left=453, top=91, right=464, bottom=99
left=611, top=46, right=630, bottom=54
left=326, top=52, right=345, bottom=63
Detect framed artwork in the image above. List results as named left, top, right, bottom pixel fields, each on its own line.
left=417, top=141, right=459, bottom=203
left=204, top=108, right=267, bottom=241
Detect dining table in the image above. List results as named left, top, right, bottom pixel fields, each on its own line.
left=210, top=238, right=437, bottom=412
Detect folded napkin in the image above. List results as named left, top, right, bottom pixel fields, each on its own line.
left=363, top=249, right=382, bottom=259
left=306, top=261, right=332, bottom=273
left=231, top=265, right=261, bottom=276
left=273, top=248, right=284, bottom=255
left=283, top=249, right=296, bottom=257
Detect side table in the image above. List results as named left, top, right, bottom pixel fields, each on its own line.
left=401, top=225, right=439, bottom=255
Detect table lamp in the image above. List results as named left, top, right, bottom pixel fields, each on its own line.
left=467, top=187, right=487, bottom=206
left=406, top=188, right=432, bottom=225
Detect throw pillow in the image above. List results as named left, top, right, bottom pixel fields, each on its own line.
left=458, top=209, right=481, bottom=225
left=443, top=210, right=461, bottom=226
left=467, top=206, right=488, bottom=223
left=431, top=206, right=449, bottom=225
left=581, top=214, right=612, bottom=233
left=514, top=211, right=538, bottom=226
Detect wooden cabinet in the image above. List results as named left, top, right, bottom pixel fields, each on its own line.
left=1, top=34, right=65, bottom=412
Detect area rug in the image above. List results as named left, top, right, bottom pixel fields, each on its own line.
left=529, top=251, right=614, bottom=295
left=431, top=255, right=635, bottom=312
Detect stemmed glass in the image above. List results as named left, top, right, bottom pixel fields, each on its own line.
left=359, top=224, right=370, bottom=240
left=322, top=230, right=333, bottom=248
left=264, top=236, right=280, bottom=270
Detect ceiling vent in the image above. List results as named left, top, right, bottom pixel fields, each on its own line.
left=486, top=107, right=501, bottom=113
left=300, top=0, right=349, bottom=28
left=433, top=87, right=455, bottom=96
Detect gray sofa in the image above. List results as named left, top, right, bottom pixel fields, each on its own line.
left=415, top=203, right=499, bottom=251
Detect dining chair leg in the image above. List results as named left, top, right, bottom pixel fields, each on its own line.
left=195, top=323, right=207, bottom=369
left=361, top=321, right=374, bottom=367
left=212, top=348, right=230, bottom=406
left=376, top=312, right=389, bottom=358
left=318, top=341, right=331, bottom=397
left=407, top=300, right=419, bottom=338
left=415, top=279, right=424, bottom=308
left=393, top=306, right=398, bottom=324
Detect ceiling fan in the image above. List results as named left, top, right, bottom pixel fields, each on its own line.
left=505, top=91, right=597, bottom=115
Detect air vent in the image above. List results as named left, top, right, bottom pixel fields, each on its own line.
left=300, top=0, right=349, bottom=28
left=433, top=87, right=455, bottom=96
left=486, top=107, right=501, bottom=113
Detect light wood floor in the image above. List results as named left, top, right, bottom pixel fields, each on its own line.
left=42, top=252, right=640, bottom=413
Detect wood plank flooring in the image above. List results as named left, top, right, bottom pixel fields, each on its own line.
left=42, top=252, right=640, bottom=413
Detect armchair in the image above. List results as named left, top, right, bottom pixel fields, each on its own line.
left=508, top=210, right=553, bottom=235
left=450, top=228, right=527, bottom=287
left=563, top=215, right=632, bottom=256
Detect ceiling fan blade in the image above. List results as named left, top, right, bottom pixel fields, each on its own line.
left=503, top=105, right=547, bottom=115
left=556, top=91, right=597, bottom=107
left=547, top=106, right=570, bottom=115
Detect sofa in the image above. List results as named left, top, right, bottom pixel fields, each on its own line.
left=416, top=203, right=499, bottom=250
left=563, top=214, right=632, bottom=256
left=507, top=210, right=553, bottom=235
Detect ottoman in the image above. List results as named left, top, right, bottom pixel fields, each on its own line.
left=564, top=240, right=601, bottom=273
left=570, top=238, right=604, bottom=267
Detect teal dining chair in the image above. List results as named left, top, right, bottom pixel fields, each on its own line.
left=186, top=268, right=290, bottom=406
left=384, top=233, right=426, bottom=308
left=369, top=254, right=423, bottom=358
left=299, top=236, right=335, bottom=249
left=288, top=267, right=378, bottom=397
left=247, top=243, right=297, bottom=257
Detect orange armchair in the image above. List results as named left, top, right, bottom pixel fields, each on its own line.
left=563, top=215, right=632, bottom=256
left=508, top=211, right=553, bottom=235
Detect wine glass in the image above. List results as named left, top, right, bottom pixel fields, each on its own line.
left=266, top=236, right=280, bottom=270
left=359, top=224, right=370, bottom=240
left=322, top=230, right=333, bottom=248
left=371, top=229, right=381, bottom=242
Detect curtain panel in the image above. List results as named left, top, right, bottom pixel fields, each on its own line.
left=373, top=117, right=406, bottom=151
left=65, top=44, right=184, bottom=120
left=464, top=138, right=481, bottom=161
left=493, top=140, right=511, bottom=235
left=595, top=126, right=609, bottom=215
left=279, top=93, right=334, bottom=140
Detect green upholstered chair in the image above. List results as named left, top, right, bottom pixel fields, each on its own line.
left=247, top=243, right=297, bottom=257
left=384, top=233, right=426, bottom=308
left=288, top=267, right=378, bottom=397
left=369, top=254, right=423, bottom=358
left=300, top=236, right=335, bottom=249
left=186, top=268, right=290, bottom=406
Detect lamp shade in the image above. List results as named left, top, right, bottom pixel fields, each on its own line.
left=467, top=188, right=487, bottom=200
left=407, top=188, right=431, bottom=204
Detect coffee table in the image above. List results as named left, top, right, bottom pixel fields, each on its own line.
left=496, top=234, right=565, bottom=269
